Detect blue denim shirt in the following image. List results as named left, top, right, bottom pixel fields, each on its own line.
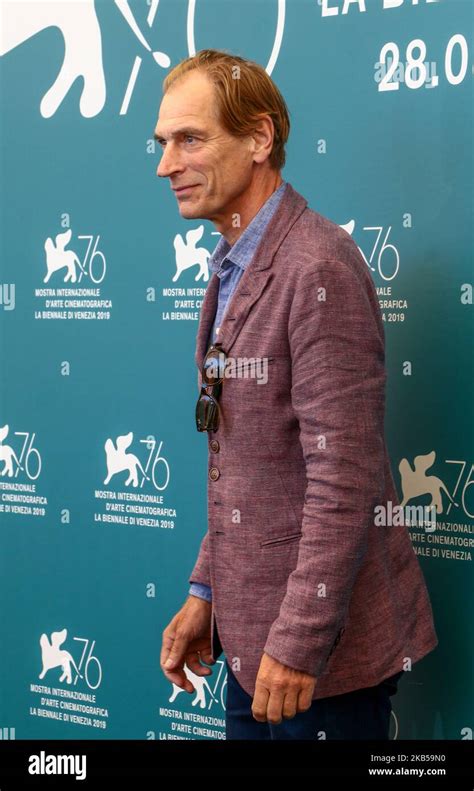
left=189, top=181, right=287, bottom=603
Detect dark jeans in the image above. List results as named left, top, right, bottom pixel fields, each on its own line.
left=224, top=657, right=403, bottom=740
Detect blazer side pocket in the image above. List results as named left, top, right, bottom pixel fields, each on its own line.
left=260, top=531, right=302, bottom=548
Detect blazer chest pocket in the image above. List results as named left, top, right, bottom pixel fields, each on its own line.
left=231, top=355, right=275, bottom=373
left=260, top=531, right=302, bottom=548
left=197, top=357, right=275, bottom=389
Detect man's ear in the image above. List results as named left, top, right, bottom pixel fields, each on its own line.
left=250, top=115, right=275, bottom=165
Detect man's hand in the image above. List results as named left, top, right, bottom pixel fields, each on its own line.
left=252, top=652, right=316, bottom=724
left=160, top=595, right=215, bottom=694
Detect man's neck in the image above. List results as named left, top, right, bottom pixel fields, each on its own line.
left=215, top=172, right=284, bottom=246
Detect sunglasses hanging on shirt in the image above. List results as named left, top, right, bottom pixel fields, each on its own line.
left=195, top=343, right=227, bottom=432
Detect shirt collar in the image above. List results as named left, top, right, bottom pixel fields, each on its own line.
left=208, top=181, right=287, bottom=277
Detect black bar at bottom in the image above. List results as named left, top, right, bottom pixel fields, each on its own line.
left=0, top=738, right=473, bottom=785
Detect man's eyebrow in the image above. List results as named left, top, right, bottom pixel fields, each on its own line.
left=153, top=127, right=205, bottom=141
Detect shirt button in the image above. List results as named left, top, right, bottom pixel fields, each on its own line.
left=209, top=467, right=220, bottom=481
left=210, top=439, right=220, bottom=452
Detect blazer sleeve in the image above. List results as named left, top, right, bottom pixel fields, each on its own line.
left=263, top=256, right=387, bottom=677
left=189, top=364, right=213, bottom=587
left=188, top=529, right=212, bottom=588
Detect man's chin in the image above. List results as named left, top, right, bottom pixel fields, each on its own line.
left=177, top=204, right=205, bottom=219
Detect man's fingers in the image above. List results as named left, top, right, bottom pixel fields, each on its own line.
left=251, top=656, right=317, bottom=723
left=297, top=684, right=314, bottom=713
left=162, top=666, right=195, bottom=693
left=198, top=648, right=216, bottom=665
left=161, top=633, right=187, bottom=670
left=160, top=603, right=214, bottom=693
left=160, top=630, right=177, bottom=668
left=282, top=690, right=298, bottom=720
left=186, top=650, right=213, bottom=676
left=253, top=682, right=314, bottom=722
left=161, top=633, right=213, bottom=692
left=251, top=683, right=270, bottom=722
left=265, top=687, right=286, bottom=725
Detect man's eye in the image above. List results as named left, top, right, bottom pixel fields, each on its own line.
left=185, top=135, right=196, bottom=144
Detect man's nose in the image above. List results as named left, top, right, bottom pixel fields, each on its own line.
left=156, top=141, right=184, bottom=179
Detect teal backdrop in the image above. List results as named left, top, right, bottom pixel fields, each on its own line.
left=0, top=0, right=472, bottom=741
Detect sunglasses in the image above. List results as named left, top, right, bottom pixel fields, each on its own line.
left=195, top=343, right=227, bottom=432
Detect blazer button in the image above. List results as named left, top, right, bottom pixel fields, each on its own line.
left=209, top=467, right=220, bottom=481
left=210, top=439, right=220, bottom=452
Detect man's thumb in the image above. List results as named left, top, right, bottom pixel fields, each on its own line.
left=164, top=641, right=184, bottom=668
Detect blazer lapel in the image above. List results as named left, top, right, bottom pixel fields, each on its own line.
left=195, top=182, right=308, bottom=366
left=194, top=270, right=220, bottom=367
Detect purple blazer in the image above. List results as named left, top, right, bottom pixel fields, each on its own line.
left=189, top=182, right=438, bottom=700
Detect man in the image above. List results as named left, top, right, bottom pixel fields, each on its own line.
left=155, top=49, right=438, bottom=739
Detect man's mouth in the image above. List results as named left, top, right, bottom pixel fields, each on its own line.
left=173, top=184, right=198, bottom=195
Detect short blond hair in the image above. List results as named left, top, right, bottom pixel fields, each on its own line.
left=162, top=49, right=290, bottom=171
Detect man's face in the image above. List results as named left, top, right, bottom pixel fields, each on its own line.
left=154, top=71, right=256, bottom=222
